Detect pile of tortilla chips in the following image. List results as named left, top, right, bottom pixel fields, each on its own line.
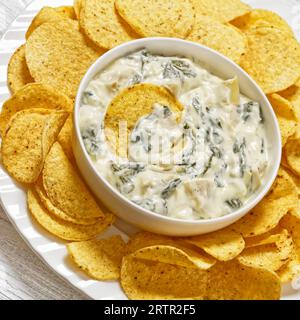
left=1, top=0, right=300, bottom=300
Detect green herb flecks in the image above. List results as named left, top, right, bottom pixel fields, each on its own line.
left=225, top=198, right=243, bottom=210
left=161, top=178, right=182, bottom=199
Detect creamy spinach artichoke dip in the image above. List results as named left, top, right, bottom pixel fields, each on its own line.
left=80, top=50, right=269, bottom=220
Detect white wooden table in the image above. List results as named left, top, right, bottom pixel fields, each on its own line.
left=0, top=0, right=87, bottom=300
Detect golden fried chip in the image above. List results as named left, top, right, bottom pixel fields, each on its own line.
left=183, top=228, right=245, bottom=261
left=279, top=85, right=300, bottom=120
left=240, top=27, right=300, bottom=94
left=133, top=245, right=214, bottom=269
left=43, top=142, right=105, bottom=219
left=192, top=0, right=251, bottom=23
left=28, top=189, right=114, bottom=242
left=0, top=83, right=73, bottom=137
left=127, top=232, right=215, bottom=269
left=26, top=20, right=102, bottom=98
left=277, top=214, right=300, bottom=282
left=115, top=0, right=195, bottom=38
left=186, top=15, right=246, bottom=63
left=268, top=94, right=298, bottom=146
left=67, top=236, right=127, bottom=280
left=80, top=0, right=137, bottom=50
left=232, top=168, right=298, bottom=237
left=55, top=6, right=77, bottom=20
left=2, top=109, right=68, bottom=184
left=105, top=83, right=183, bottom=135
left=7, top=45, right=34, bottom=94
left=57, top=115, right=75, bottom=162
left=285, top=139, right=300, bottom=177
left=244, top=227, right=283, bottom=248
left=238, top=229, right=293, bottom=271
left=74, top=0, right=82, bottom=19
left=34, top=178, right=99, bottom=225
left=121, top=255, right=281, bottom=300
left=284, top=168, right=300, bottom=196
left=26, top=6, right=76, bottom=39
left=121, top=254, right=208, bottom=300
left=206, top=261, right=281, bottom=300
left=231, top=9, right=294, bottom=36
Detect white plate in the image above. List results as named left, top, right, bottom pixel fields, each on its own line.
left=0, top=0, right=299, bottom=300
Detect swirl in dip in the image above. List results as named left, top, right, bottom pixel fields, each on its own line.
left=79, top=50, right=269, bottom=220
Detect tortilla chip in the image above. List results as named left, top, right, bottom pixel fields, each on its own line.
left=115, top=0, right=195, bottom=38
left=121, top=255, right=280, bottom=300
left=43, top=142, right=105, bottom=219
left=238, top=229, right=293, bottom=271
left=105, top=83, right=183, bottom=136
left=121, top=253, right=208, bottom=300
left=127, top=232, right=215, bottom=269
left=7, top=45, right=34, bottom=94
left=2, top=109, right=68, bottom=184
left=0, top=83, right=73, bottom=137
left=186, top=15, right=247, bottom=64
left=80, top=0, right=137, bottom=50
left=55, top=6, right=77, bottom=20
left=277, top=214, right=300, bottom=282
left=183, top=228, right=245, bottom=261
left=240, top=26, right=300, bottom=94
left=192, top=0, right=251, bottom=23
left=67, top=236, right=127, bottom=280
left=244, top=227, right=283, bottom=248
left=268, top=94, right=298, bottom=146
left=133, top=245, right=215, bottom=270
left=284, top=169, right=300, bottom=196
left=34, top=178, right=99, bottom=225
left=26, top=20, right=102, bottom=98
left=278, top=85, right=300, bottom=120
left=285, top=138, right=300, bottom=177
left=206, top=261, right=281, bottom=300
left=57, top=115, right=75, bottom=162
left=74, top=0, right=82, bottom=19
left=28, top=189, right=114, bottom=241
left=26, top=6, right=76, bottom=39
left=232, top=168, right=298, bottom=237
left=231, top=9, right=294, bottom=36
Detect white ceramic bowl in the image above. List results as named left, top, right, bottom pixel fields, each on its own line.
left=73, top=38, right=281, bottom=237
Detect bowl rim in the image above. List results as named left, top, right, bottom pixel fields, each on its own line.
left=74, top=37, right=282, bottom=227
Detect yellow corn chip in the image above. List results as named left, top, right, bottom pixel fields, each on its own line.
left=193, top=0, right=251, bottom=23
left=105, top=83, right=183, bottom=135
left=34, top=178, right=99, bottom=225
left=240, top=26, right=300, bottom=94
left=2, top=109, right=67, bottom=184
left=28, top=189, right=114, bottom=242
left=0, top=83, right=73, bottom=137
left=121, top=255, right=281, bottom=300
left=67, top=236, right=127, bottom=280
left=57, top=115, right=75, bottom=162
left=115, top=0, right=195, bottom=38
left=232, top=168, right=298, bottom=237
left=187, top=15, right=247, bottom=63
left=268, top=94, right=298, bottom=146
left=26, top=20, right=102, bottom=98
left=277, top=214, right=300, bottom=283
left=231, top=9, right=294, bottom=36
left=127, top=232, right=215, bottom=269
left=26, top=6, right=75, bottom=39
left=80, top=0, right=137, bottom=50
left=238, top=229, right=293, bottom=271
left=43, top=142, right=105, bottom=219
left=183, top=228, right=245, bottom=261
left=7, top=45, right=34, bottom=94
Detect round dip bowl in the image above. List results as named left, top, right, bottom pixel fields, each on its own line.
left=73, top=38, right=281, bottom=237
